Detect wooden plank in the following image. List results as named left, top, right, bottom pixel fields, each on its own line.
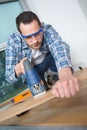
left=0, top=80, right=87, bottom=126
left=0, top=68, right=87, bottom=123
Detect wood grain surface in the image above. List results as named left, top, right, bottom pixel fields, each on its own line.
left=0, top=69, right=87, bottom=126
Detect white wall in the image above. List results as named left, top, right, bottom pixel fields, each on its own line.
left=22, top=0, right=87, bottom=66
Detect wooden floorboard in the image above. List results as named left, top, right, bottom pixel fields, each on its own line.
left=0, top=69, right=87, bottom=126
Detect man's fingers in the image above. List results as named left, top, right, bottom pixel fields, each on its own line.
left=52, top=76, right=80, bottom=98
left=52, top=87, right=60, bottom=97
left=74, top=77, right=80, bottom=92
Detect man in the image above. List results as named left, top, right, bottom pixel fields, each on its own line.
left=5, top=11, right=80, bottom=98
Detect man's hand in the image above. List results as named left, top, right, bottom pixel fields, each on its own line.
left=14, top=57, right=27, bottom=77
left=52, top=67, right=80, bottom=98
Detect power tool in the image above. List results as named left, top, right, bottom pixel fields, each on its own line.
left=23, top=58, right=46, bottom=97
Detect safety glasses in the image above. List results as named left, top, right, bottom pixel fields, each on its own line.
left=21, top=28, right=43, bottom=39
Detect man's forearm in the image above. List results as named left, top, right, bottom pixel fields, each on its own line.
left=58, top=67, right=73, bottom=80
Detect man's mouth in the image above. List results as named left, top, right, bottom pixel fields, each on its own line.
left=33, top=43, right=41, bottom=48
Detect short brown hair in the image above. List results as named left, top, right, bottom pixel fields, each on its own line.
left=16, top=11, right=41, bottom=33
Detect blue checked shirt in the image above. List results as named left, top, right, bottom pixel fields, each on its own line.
left=5, top=23, right=72, bottom=83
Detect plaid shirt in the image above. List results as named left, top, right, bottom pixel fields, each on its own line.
left=5, top=23, right=72, bottom=83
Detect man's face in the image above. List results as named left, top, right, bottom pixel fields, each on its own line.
left=20, top=20, right=43, bottom=49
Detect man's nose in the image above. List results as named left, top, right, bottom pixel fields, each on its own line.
left=32, top=36, right=37, bottom=43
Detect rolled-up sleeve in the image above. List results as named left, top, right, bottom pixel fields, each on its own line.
left=45, top=25, right=72, bottom=71
left=5, top=36, right=19, bottom=83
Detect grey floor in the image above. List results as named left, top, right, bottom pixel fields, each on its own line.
left=0, top=126, right=87, bottom=130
